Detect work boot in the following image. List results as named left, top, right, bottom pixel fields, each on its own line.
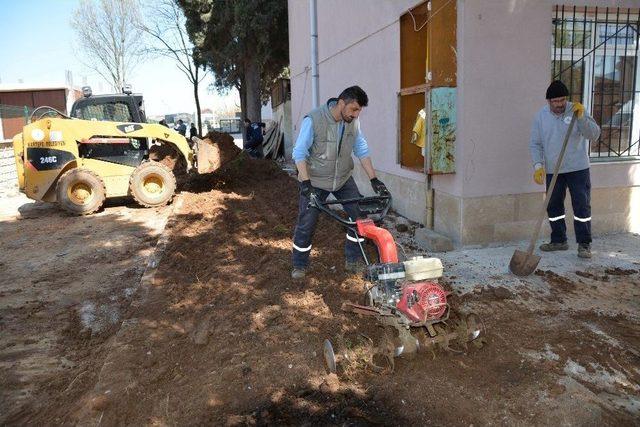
left=345, top=260, right=366, bottom=274
left=539, top=242, right=569, bottom=252
left=291, top=268, right=307, bottom=280
left=577, top=244, right=592, bottom=259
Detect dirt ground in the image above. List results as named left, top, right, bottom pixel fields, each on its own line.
left=1, top=157, right=638, bottom=426
left=0, top=198, right=172, bottom=424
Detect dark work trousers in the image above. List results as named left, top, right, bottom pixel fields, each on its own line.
left=292, top=176, right=364, bottom=269
left=545, top=168, right=592, bottom=245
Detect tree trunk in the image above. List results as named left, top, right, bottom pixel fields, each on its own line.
left=244, top=56, right=262, bottom=123
left=193, top=68, right=202, bottom=137
left=239, top=80, right=247, bottom=121
left=194, top=83, right=202, bottom=137
left=239, top=79, right=247, bottom=146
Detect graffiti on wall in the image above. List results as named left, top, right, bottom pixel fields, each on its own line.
left=430, top=87, right=456, bottom=174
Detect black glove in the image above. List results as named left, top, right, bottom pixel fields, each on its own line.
left=299, top=179, right=317, bottom=199
left=370, top=177, right=389, bottom=196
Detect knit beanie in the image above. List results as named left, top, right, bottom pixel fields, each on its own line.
left=546, top=80, right=569, bottom=99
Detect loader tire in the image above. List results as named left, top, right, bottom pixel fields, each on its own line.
left=129, top=161, right=176, bottom=208
left=56, top=168, right=106, bottom=215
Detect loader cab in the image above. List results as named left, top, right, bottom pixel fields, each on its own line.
left=71, top=86, right=147, bottom=123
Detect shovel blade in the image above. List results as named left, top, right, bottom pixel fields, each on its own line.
left=509, top=249, right=541, bottom=276
left=323, top=339, right=337, bottom=374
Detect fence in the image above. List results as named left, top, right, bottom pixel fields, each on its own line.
left=0, top=104, right=35, bottom=141
left=0, top=140, right=17, bottom=194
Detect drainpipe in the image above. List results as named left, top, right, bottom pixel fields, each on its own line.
left=309, top=0, right=319, bottom=107
left=425, top=89, right=434, bottom=230
left=424, top=11, right=434, bottom=230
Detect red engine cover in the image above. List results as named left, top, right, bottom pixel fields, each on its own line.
left=396, top=282, right=448, bottom=324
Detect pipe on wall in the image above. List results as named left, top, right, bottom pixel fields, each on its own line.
left=425, top=90, right=434, bottom=230
left=309, top=0, right=319, bottom=107
left=424, top=1, right=434, bottom=230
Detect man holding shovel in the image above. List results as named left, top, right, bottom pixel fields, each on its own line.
left=529, top=80, right=600, bottom=258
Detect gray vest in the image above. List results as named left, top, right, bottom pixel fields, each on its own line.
left=305, top=100, right=357, bottom=191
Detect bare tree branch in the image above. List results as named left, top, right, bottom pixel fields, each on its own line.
left=139, top=0, right=208, bottom=134
left=71, top=0, right=147, bottom=92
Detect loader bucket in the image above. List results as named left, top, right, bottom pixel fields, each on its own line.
left=194, top=131, right=241, bottom=174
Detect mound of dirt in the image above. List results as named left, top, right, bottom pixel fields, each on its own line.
left=196, top=130, right=242, bottom=174
left=535, top=269, right=577, bottom=291
left=71, top=160, right=638, bottom=426
left=604, top=267, right=637, bottom=276
left=87, top=158, right=406, bottom=425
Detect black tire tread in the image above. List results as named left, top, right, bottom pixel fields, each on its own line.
left=55, top=168, right=106, bottom=215
left=129, top=161, right=177, bottom=208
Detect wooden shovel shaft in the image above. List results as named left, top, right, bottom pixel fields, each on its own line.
left=525, top=113, right=578, bottom=254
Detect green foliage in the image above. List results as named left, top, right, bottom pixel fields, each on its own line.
left=178, top=0, right=288, bottom=98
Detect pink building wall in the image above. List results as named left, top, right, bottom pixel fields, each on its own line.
left=455, top=0, right=640, bottom=199
left=288, top=0, right=640, bottom=239
left=289, top=0, right=423, bottom=182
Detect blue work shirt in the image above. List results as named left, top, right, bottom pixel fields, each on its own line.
left=292, top=115, right=370, bottom=163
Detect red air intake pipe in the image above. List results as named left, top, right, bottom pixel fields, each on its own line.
left=356, top=218, right=398, bottom=263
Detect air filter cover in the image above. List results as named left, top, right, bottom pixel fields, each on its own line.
left=403, top=256, right=443, bottom=281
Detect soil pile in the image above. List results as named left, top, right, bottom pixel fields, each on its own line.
left=79, top=159, right=640, bottom=426
left=196, top=131, right=242, bottom=174
left=80, top=158, right=402, bottom=425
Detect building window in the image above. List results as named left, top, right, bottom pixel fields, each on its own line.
left=552, top=6, right=640, bottom=159
left=398, top=2, right=429, bottom=172
left=398, top=1, right=456, bottom=174
left=74, top=102, right=133, bottom=122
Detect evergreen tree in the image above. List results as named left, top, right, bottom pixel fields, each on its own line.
left=179, top=0, right=288, bottom=122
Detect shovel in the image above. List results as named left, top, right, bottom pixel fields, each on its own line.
left=509, top=112, right=577, bottom=276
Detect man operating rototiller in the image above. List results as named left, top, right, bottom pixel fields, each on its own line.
left=291, top=86, right=389, bottom=279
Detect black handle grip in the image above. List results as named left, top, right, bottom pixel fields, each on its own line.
left=308, top=195, right=391, bottom=227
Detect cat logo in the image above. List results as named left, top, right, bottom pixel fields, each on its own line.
left=116, top=123, right=143, bottom=134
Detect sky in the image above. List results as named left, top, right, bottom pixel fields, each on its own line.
left=0, top=0, right=241, bottom=118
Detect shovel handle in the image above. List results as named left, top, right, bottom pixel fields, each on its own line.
left=526, top=112, right=578, bottom=254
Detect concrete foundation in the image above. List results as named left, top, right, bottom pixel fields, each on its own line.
left=435, top=186, right=640, bottom=246
left=351, top=161, right=639, bottom=248
left=414, top=228, right=454, bottom=252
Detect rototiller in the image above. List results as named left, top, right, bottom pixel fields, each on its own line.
left=310, top=194, right=484, bottom=372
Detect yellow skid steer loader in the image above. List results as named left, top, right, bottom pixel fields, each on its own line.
left=12, top=112, right=236, bottom=215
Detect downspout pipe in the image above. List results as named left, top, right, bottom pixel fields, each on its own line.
left=425, top=91, right=434, bottom=230
left=309, top=0, right=319, bottom=107
left=424, top=3, right=434, bottom=230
